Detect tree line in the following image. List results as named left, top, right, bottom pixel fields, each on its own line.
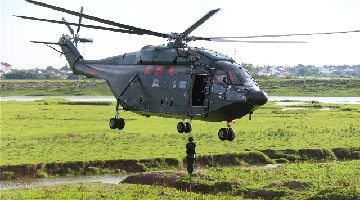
left=1, top=64, right=78, bottom=80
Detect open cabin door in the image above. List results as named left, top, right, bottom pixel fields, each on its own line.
left=191, top=74, right=211, bottom=115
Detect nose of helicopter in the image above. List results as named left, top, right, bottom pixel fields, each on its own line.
left=248, top=90, right=268, bottom=106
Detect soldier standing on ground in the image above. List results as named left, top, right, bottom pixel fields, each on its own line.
left=186, top=137, right=196, bottom=174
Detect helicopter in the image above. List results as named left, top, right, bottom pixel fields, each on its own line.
left=16, top=0, right=360, bottom=141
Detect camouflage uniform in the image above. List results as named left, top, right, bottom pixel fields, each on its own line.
left=186, top=141, right=196, bottom=174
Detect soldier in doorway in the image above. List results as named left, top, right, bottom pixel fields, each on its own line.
left=186, top=137, right=196, bottom=174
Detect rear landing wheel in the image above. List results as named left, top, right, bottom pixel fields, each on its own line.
left=110, top=118, right=125, bottom=130
left=118, top=118, right=125, bottom=130
left=110, top=118, right=118, bottom=129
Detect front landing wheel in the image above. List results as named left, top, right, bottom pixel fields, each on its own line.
left=177, top=122, right=186, bottom=133
left=227, top=128, right=236, bottom=141
left=185, top=122, right=192, bottom=133
left=218, top=128, right=228, bottom=141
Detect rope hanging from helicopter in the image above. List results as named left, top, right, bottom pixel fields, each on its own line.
left=46, top=44, right=64, bottom=56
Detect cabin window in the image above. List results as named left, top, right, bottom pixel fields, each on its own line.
left=152, top=79, right=160, bottom=88
left=161, top=100, right=163, bottom=106
left=179, top=80, right=187, bottom=89
left=173, top=80, right=177, bottom=88
left=140, top=98, right=142, bottom=104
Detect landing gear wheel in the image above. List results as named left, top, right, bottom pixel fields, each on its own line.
left=185, top=122, right=192, bottom=133
left=177, top=122, right=186, bottom=133
left=218, top=128, right=228, bottom=141
left=118, top=118, right=125, bottom=130
left=227, top=128, right=236, bottom=141
left=110, top=118, right=119, bottom=129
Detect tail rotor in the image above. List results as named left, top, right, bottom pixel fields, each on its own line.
left=62, top=6, right=92, bottom=47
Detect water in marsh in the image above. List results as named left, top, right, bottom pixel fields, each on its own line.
left=269, top=96, right=360, bottom=104
left=0, top=164, right=280, bottom=190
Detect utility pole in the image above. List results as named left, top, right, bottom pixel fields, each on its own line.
left=234, top=48, right=236, bottom=61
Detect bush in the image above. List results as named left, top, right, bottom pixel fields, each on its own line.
left=350, top=151, right=360, bottom=159
left=332, top=147, right=351, bottom=159
left=35, top=169, right=48, bottom=178
left=1, top=171, right=15, bottom=180
left=275, top=158, right=289, bottom=163
left=310, top=188, right=360, bottom=200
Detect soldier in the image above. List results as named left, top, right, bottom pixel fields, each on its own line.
left=186, top=137, right=196, bottom=174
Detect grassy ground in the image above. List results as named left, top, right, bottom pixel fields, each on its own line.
left=175, top=160, right=360, bottom=199
left=1, top=160, right=359, bottom=199
left=257, top=78, right=360, bottom=96
left=1, top=99, right=359, bottom=166
left=0, top=80, right=112, bottom=96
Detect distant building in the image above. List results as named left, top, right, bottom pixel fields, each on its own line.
left=1, top=62, right=12, bottom=73
left=257, top=70, right=272, bottom=76
left=1, top=62, right=13, bottom=77
left=59, top=70, right=73, bottom=79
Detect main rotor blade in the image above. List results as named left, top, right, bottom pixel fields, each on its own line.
left=62, top=17, right=74, bottom=36
left=31, top=41, right=65, bottom=45
left=182, top=8, right=220, bottom=37
left=15, top=15, right=158, bottom=36
left=197, top=29, right=360, bottom=40
left=79, top=38, right=93, bottom=43
left=207, top=39, right=307, bottom=43
left=77, top=6, right=84, bottom=34
left=25, top=0, right=167, bottom=38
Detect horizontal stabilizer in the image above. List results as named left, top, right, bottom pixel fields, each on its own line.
left=31, top=41, right=65, bottom=45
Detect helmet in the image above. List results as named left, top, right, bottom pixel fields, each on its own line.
left=188, top=137, right=194, bottom=142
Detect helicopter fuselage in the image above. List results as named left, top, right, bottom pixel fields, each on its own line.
left=61, top=38, right=268, bottom=122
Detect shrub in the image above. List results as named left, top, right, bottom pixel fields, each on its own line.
left=275, top=158, right=289, bottom=163
left=35, top=169, right=48, bottom=178
left=1, top=171, right=15, bottom=180
left=332, top=147, right=351, bottom=159
left=350, top=151, right=360, bottom=159
left=310, top=188, right=360, bottom=200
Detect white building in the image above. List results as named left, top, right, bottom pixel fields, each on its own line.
left=1, top=62, right=13, bottom=77
left=1, top=62, right=12, bottom=73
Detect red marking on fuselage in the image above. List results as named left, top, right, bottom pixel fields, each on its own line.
left=168, top=66, right=175, bottom=75
left=154, top=66, right=165, bottom=75
left=87, top=67, right=100, bottom=75
left=144, top=66, right=152, bottom=74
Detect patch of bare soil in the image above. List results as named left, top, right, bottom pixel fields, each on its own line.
left=250, top=189, right=285, bottom=200
left=121, top=171, right=183, bottom=187
left=267, top=179, right=307, bottom=190
left=122, top=171, right=217, bottom=193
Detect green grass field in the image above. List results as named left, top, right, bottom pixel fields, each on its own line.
left=1, top=98, right=359, bottom=166
left=257, top=78, right=360, bottom=96
left=1, top=160, right=359, bottom=199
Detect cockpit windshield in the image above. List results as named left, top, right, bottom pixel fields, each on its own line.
left=211, top=63, right=259, bottom=100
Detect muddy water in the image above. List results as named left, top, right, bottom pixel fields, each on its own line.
left=0, top=164, right=280, bottom=190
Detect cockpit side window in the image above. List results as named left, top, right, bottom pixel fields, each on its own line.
left=228, top=70, right=242, bottom=85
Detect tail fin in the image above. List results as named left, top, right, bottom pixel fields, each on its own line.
left=59, top=38, right=82, bottom=71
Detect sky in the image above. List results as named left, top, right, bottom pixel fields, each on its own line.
left=1, top=0, right=360, bottom=70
